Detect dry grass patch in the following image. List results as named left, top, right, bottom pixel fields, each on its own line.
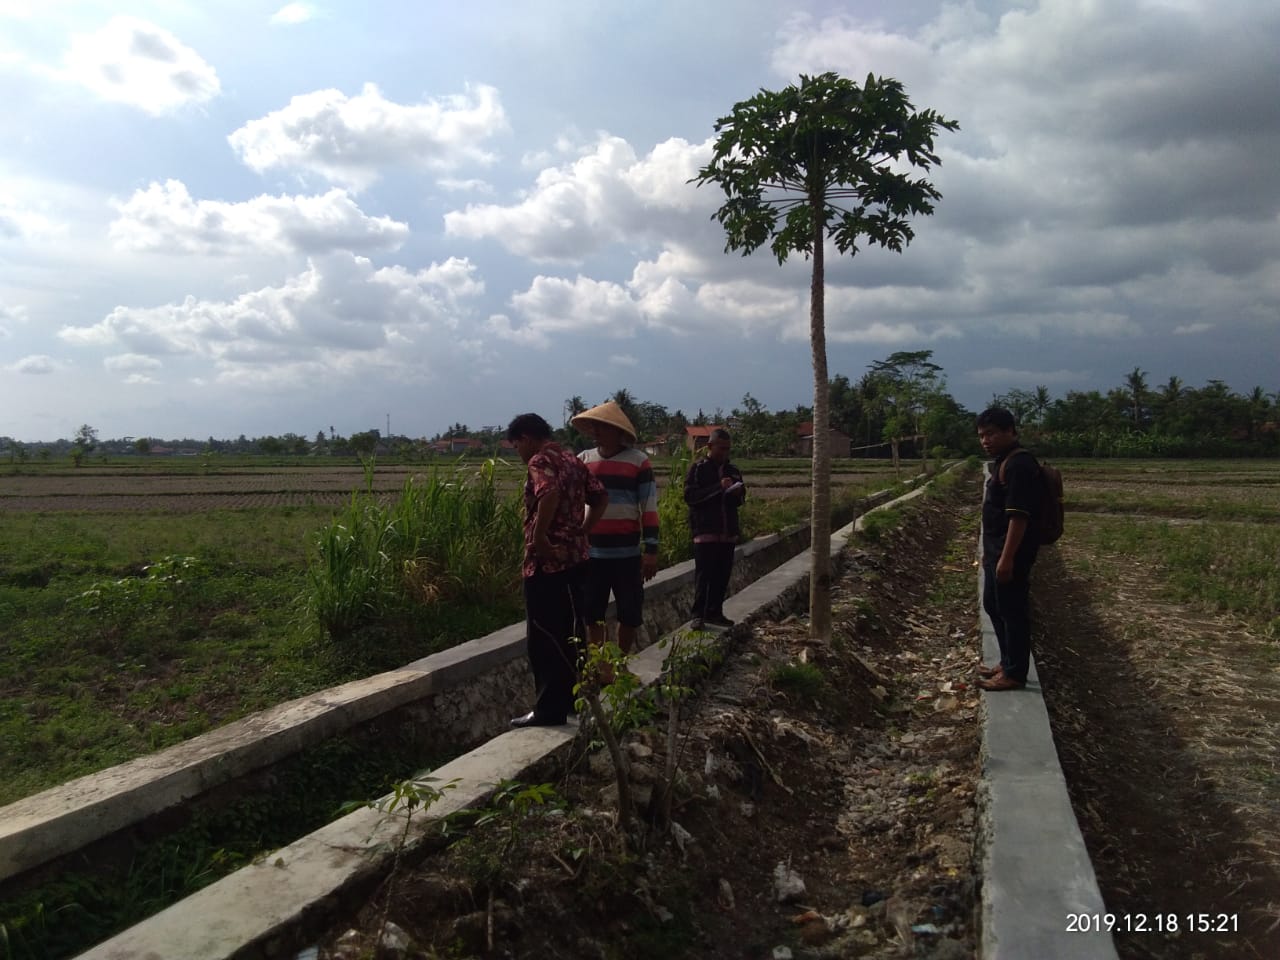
left=1035, top=512, right=1280, bottom=958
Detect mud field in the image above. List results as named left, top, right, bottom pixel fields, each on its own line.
left=0, top=463, right=902, bottom=512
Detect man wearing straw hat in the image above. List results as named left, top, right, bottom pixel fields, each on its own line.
left=572, top=399, right=659, bottom=656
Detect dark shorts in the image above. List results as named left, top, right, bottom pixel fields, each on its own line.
left=584, top=555, right=644, bottom=627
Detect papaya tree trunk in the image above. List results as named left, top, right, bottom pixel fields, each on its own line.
left=808, top=195, right=832, bottom=642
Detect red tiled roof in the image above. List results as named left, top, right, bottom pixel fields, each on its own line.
left=796, top=422, right=850, bottom=438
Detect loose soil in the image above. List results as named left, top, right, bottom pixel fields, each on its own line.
left=314, top=476, right=986, bottom=959
left=1034, top=526, right=1280, bottom=959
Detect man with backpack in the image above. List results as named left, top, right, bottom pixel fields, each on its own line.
left=975, top=407, right=1044, bottom=692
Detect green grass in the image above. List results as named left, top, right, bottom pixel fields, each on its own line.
left=0, top=548, right=323, bottom=805
left=0, top=457, right=920, bottom=809
left=770, top=662, right=826, bottom=699
left=1070, top=515, right=1280, bottom=637
left=1035, top=460, right=1280, bottom=635
left=306, top=461, right=523, bottom=645
left=0, top=481, right=522, bottom=806
left=858, top=506, right=906, bottom=543
left=926, top=508, right=980, bottom=608
left=1071, top=490, right=1280, bottom=522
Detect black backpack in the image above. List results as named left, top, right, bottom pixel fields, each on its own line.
left=998, top=449, right=1064, bottom=545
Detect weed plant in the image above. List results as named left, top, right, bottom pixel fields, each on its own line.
left=770, top=661, right=826, bottom=700
left=859, top=506, right=905, bottom=543
left=305, top=460, right=522, bottom=650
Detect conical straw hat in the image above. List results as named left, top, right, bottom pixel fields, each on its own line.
left=571, top=400, right=637, bottom=442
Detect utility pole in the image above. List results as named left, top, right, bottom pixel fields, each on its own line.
left=386, top=413, right=390, bottom=438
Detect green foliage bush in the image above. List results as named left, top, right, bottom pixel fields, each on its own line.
left=306, top=460, right=522, bottom=646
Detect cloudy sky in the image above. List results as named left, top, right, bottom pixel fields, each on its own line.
left=1, top=0, right=1276, bottom=442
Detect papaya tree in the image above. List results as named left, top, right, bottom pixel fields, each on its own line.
left=695, top=72, right=957, bottom=640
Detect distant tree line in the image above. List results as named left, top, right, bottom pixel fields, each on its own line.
left=993, top=368, right=1279, bottom=457
left=3, top=359, right=1276, bottom=465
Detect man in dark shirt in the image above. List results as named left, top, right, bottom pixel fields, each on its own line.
left=976, top=407, right=1040, bottom=691
left=684, top=428, right=746, bottom=628
left=507, top=413, right=608, bottom=727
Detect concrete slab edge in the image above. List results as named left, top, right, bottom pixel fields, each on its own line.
left=975, top=469, right=1118, bottom=959
left=77, top=728, right=582, bottom=960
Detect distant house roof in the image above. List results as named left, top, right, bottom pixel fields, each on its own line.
left=684, top=425, right=723, bottom=437
left=796, top=421, right=850, bottom=439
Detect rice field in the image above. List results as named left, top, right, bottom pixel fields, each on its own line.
left=0, top=455, right=910, bottom=806
left=1054, top=458, right=1280, bottom=631
left=0, top=456, right=906, bottom=511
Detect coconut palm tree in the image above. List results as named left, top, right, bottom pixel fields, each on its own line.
left=1124, top=367, right=1149, bottom=430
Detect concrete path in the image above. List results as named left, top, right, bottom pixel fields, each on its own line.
left=975, top=498, right=1118, bottom=958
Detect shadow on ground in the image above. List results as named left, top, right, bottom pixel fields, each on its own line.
left=1033, top=548, right=1280, bottom=960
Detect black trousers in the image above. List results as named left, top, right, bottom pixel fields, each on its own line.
left=522, top=563, right=587, bottom=721
left=982, top=560, right=1033, bottom=682
left=692, top=542, right=735, bottom=619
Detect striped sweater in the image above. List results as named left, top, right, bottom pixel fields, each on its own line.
left=578, top=446, right=659, bottom=559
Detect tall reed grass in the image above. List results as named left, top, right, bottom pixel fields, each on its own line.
left=657, top=448, right=693, bottom=567
left=306, top=460, right=522, bottom=646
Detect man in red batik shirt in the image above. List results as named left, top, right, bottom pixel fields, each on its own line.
left=506, top=412, right=607, bottom=727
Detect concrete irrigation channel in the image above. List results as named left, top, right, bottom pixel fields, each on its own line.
left=0, top=465, right=1112, bottom=959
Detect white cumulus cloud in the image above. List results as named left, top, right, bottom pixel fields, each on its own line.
left=104, top=353, right=163, bottom=373
left=445, top=135, right=714, bottom=263
left=57, top=253, right=488, bottom=387
left=228, top=82, right=508, bottom=190
left=499, top=274, right=644, bottom=346
left=63, top=16, right=220, bottom=115
left=270, top=3, right=316, bottom=25
left=108, top=180, right=409, bottom=255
